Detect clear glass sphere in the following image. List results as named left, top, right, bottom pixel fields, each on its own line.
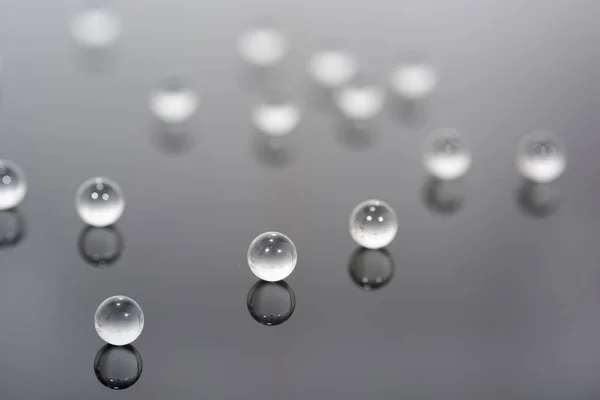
left=247, top=280, right=296, bottom=326
left=517, top=131, right=566, bottom=183
left=308, top=46, right=357, bottom=88
left=0, top=160, right=27, bottom=210
left=237, top=22, right=287, bottom=67
left=78, top=226, right=124, bottom=267
left=423, top=129, right=472, bottom=181
left=247, top=231, right=297, bottom=282
left=252, top=90, right=301, bottom=137
left=349, top=199, right=398, bottom=249
left=390, top=60, right=438, bottom=100
left=348, top=247, right=395, bottom=290
left=335, top=74, right=384, bottom=121
left=94, top=344, right=143, bottom=390
left=95, top=295, right=144, bottom=346
left=70, top=8, right=122, bottom=48
left=149, top=79, right=199, bottom=125
left=76, top=177, right=124, bottom=227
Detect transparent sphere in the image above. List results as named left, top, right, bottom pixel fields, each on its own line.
left=149, top=79, right=199, bottom=125
left=252, top=90, right=301, bottom=137
left=517, top=131, right=566, bottom=183
left=247, top=231, right=297, bottom=282
left=70, top=8, right=122, bottom=48
left=94, top=344, right=143, bottom=390
left=95, top=295, right=144, bottom=346
left=348, top=247, right=395, bottom=290
left=349, top=199, right=398, bottom=249
left=247, top=280, right=296, bottom=326
left=78, top=226, right=124, bottom=267
left=76, top=177, right=124, bottom=227
left=0, top=160, right=27, bottom=211
left=390, top=60, right=438, bottom=100
left=423, top=129, right=472, bottom=181
left=237, top=22, right=287, bottom=67
left=335, top=74, right=384, bottom=121
left=308, top=47, right=357, bottom=88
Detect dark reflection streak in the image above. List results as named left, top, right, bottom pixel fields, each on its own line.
left=0, top=208, right=26, bottom=249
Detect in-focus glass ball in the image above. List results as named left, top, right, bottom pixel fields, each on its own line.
left=348, top=247, right=395, bottom=290
left=70, top=8, right=122, bottom=48
left=252, top=89, right=301, bottom=137
left=94, top=344, right=143, bottom=390
left=517, top=131, right=566, bottom=183
left=237, top=21, right=288, bottom=67
left=78, top=226, right=124, bottom=267
left=247, top=231, right=297, bottom=282
left=95, top=295, right=144, bottom=346
left=335, top=74, right=385, bottom=121
left=0, top=160, right=27, bottom=210
left=247, top=280, right=296, bottom=326
left=349, top=199, right=398, bottom=249
left=149, top=79, right=199, bottom=125
left=308, top=46, right=358, bottom=88
left=76, top=177, right=124, bottom=227
left=423, top=129, right=472, bottom=181
left=390, top=59, right=438, bottom=100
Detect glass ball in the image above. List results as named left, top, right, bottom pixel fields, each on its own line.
left=247, top=231, right=297, bottom=282
left=94, top=295, right=144, bottom=346
left=149, top=79, right=199, bottom=125
left=390, top=59, right=438, bottom=100
left=349, top=199, right=398, bottom=249
left=247, top=280, right=296, bottom=326
left=0, top=160, right=27, bottom=210
left=237, top=21, right=288, bottom=67
left=70, top=8, right=122, bottom=48
left=423, top=129, right=472, bottom=181
left=94, top=344, right=143, bottom=390
left=335, top=74, right=385, bottom=121
left=517, top=131, right=566, bottom=183
left=76, top=177, right=124, bottom=227
left=252, top=89, right=301, bottom=137
left=308, top=46, right=357, bottom=88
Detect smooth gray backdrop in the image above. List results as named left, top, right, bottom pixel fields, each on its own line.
left=0, top=0, right=599, bottom=398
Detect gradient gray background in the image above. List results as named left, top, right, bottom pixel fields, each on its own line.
left=0, top=0, right=599, bottom=398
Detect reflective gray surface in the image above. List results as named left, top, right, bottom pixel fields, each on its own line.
left=0, top=0, right=599, bottom=398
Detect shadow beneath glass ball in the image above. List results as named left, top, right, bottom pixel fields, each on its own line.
left=149, top=120, right=195, bottom=156
left=250, top=131, right=296, bottom=168
left=348, top=247, right=395, bottom=291
left=516, top=180, right=560, bottom=218
left=335, top=119, right=378, bottom=151
left=78, top=225, right=124, bottom=268
left=422, top=178, right=465, bottom=215
left=0, top=208, right=26, bottom=249
left=94, top=344, right=143, bottom=390
left=247, top=280, right=296, bottom=326
left=388, top=95, right=428, bottom=127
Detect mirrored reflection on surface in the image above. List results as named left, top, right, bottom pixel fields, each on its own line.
left=335, top=119, right=378, bottom=151
left=150, top=121, right=195, bottom=156
left=94, top=344, right=143, bottom=390
left=0, top=208, right=26, bottom=249
left=348, top=247, right=395, bottom=291
left=247, top=280, right=296, bottom=326
left=74, top=47, right=117, bottom=74
left=516, top=180, right=560, bottom=218
left=422, top=178, right=465, bottom=215
left=250, top=131, right=296, bottom=168
left=78, top=225, right=124, bottom=267
left=388, top=95, right=428, bottom=127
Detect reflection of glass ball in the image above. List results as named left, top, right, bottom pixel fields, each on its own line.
left=247, top=232, right=297, bottom=282
left=247, top=281, right=296, bottom=326
left=349, top=199, right=398, bottom=249
left=517, top=131, right=566, bottom=183
left=95, top=295, right=144, bottom=346
left=0, top=160, right=27, bottom=211
left=0, top=209, right=26, bottom=248
left=423, top=129, right=472, bottom=181
left=78, top=226, right=124, bottom=267
left=94, top=344, right=143, bottom=390
left=76, top=177, right=124, bottom=227
left=348, top=247, right=395, bottom=290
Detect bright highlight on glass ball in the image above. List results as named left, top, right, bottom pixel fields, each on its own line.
left=0, top=160, right=27, bottom=210
left=335, top=74, right=385, bottom=121
left=308, top=46, right=357, bottom=88
left=237, top=22, right=288, bottom=67
left=76, top=177, right=125, bottom=227
left=70, top=8, right=122, bottom=48
left=252, top=90, right=301, bottom=136
left=247, top=231, right=297, bottom=282
left=423, top=129, right=472, bottom=181
left=349, top=199, right=398, bottom=250
left=149, top=79, right=199, bottom=125
left=390, top=60, right=438, bottom=100
left=95, top=295, right=144, bottom=346
left=517, top=131, right=566, bottom=183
